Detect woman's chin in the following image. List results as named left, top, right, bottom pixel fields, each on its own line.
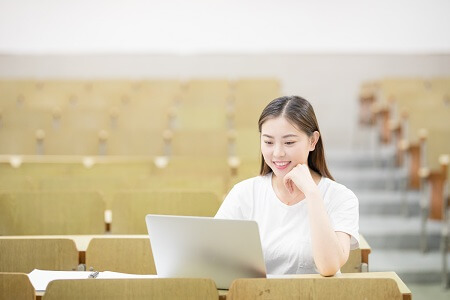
left=271, top=167, right=292, bottom=178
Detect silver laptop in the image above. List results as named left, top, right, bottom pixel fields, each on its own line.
left=145, top=214, right=267, bottom=289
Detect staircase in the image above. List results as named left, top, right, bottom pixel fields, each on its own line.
left=327, top=147, right=448, bottom=284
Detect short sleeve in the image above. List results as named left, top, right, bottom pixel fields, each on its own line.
left=214, top=184, right=246, bottom=220
left=328, top=188, right=360, bottom=250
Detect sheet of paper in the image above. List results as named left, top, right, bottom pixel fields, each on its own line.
left=28, top=269, right=92, bottom=291
left=28, top=269, right=159, bottom=291
left=97, top=271, right=158, bottom=279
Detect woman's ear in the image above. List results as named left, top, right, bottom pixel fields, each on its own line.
left=309, top=131, right=320, bottom=151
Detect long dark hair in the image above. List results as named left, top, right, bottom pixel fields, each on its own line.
left=258, top=95, right=334, bottom=180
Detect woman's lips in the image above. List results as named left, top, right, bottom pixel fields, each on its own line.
left=273, top=161, right=290, bottom=170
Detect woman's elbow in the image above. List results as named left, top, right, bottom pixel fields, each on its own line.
left=316, top=256, right=345, bottom=276
left=315, top=248, right=349, bottom=276
left=317, top=264, right=340, bottom=277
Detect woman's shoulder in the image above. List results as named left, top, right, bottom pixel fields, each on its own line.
left=319, top=177, right=357, bottom=200
left=222, top=173, right=272, bottom=207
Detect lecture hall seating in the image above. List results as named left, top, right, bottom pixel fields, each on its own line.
left=42, top=278, right=219, bottom=300
left=359, top=76, right=450, bottom=288
left=0, top=272, right=35, bottom=300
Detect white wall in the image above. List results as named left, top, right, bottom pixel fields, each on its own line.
left=1, top=1, right=449, bottom=150
left=0, top=0, right=449, bottom=54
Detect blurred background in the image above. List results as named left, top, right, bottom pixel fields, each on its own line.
left=0, top=1, right=449, bottom=299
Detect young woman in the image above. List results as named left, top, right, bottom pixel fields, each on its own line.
left=215, top=95, right=359, bottom=276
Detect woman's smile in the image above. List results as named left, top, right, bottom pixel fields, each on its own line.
left=273, top=161, right=291, bottom=170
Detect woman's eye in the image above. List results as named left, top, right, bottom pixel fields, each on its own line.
left=285, top=141, right=295, bottom=145
left=264, top=141, right=273, bottom=145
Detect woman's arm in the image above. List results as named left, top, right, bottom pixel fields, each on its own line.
left=306, top=188, right=350, bottom=276
left=284, top=164, right=351, bottom=276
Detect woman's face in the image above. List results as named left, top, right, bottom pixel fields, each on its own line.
left=260, top=116, right=318, bottom=178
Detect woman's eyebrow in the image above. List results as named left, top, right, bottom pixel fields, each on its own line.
left=261, top=134, right=298, bottom=138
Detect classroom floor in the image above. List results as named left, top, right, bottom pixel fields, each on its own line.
left=407, top=283, right=450, bottom=300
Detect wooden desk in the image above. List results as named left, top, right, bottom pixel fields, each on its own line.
left=3, top=234, right=374, bottom=299
left=37, top=288, right=228, bottom=299
left=37, top=289, right=228, bottom=299
left=0, top=234, right=148, bottom=264
left=264, top=272, right=411, bottom=300
left=225, top=271, right=411, bottom=300
left=353, top=272, right=411, bottom=300
left=35, top=272, right=410, bottom=300
left=1, top=234, right=372, bottom=268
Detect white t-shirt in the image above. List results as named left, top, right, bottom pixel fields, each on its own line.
left=215, top=173, right=359, bottom=275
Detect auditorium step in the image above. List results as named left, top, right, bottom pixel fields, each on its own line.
left=355, top=189, right=421, bottom=216
left=327, top=147, right=396, bottom=168
left=331, top=166, right=406, bottom=190
left=360, top=216, right=442, bottom=251
left=328, top=147, right=447, bottom=286
left=369, top=249, right=449, bottom=284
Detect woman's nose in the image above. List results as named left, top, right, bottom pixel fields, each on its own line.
left=273, top=143, right=285, bottom=157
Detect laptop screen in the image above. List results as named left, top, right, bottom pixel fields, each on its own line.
left=146, top=214, right=267, bottom=289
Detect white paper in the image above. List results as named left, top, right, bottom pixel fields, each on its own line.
left=28, top=269, right=159, bottom=292
left=97, top=271, right=158, bottom=279
left=28, top=269, right=92, bottom=291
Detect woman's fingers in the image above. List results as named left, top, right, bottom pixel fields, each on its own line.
left=288, top=180, right=294, bottom=194
left=283, top=164, right=312, bottom=195
left=283, top=174, right=296, bottom=194
left=284, top=177, right=292, bottom=194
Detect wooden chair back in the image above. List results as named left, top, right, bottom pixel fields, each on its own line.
left=0, top=191, right=105, bottom=235
left=341, top=234, right=371, bottom=273
left=104, top=128, right=165, bottom=155
left=111, top=190, right=221, bottom=234
left=155, top=156, right=231, bottom=177
left=170, top=130, right=230, bottom=157
left=422, top=128, right=450, bottom=171
left=85, top=237, right=156, bottom=274
left=43, top=278, right=218, bottom=300
left=227, top=277, right=404, bottom=300
left=0, top=272, right=35, bottom=300
left=184, top=79, right=230, bottom=107
left=341, top=248, right=362, bottom=273
left=135, top=175, right=227, bottom=199
left=177, top=107, right=228, bottom=131
left=234, top=79, right=280, bottom=129
left=0, top=239, right=79, bottom=273
left=235, top=128, right=261, bottom=161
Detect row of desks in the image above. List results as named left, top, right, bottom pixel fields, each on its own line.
left=1, top=234, right=371, bottom=264
left=14, top=272, right=412, bottom=300
left=2, top=234, right=390, bottom=299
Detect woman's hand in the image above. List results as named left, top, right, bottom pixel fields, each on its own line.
left=283, top=164, right=318, bottom=197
